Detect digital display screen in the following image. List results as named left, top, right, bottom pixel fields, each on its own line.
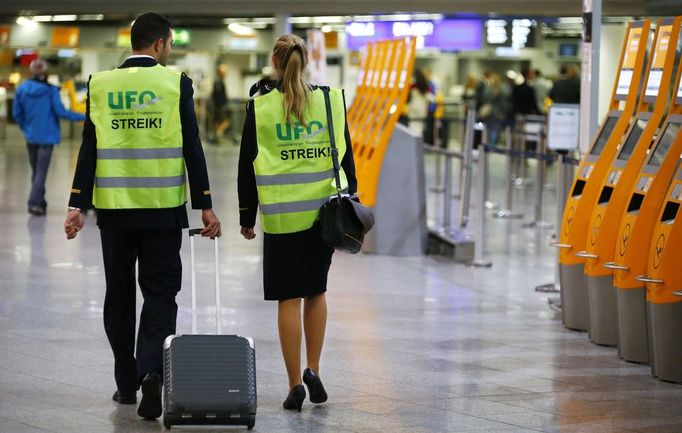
left=590, top=116, right=619, bottom=156
left=617, top=119, right=647, bottom=161
left=346, top=19, right=483, bottom=51
left=648, top=122, right=681, bottom=166
left=559, top=43, right=578, bottom=57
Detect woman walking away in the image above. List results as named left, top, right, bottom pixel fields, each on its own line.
left=237, top=34, right=357, bottom=412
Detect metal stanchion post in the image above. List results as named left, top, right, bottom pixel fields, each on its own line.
left=468, top=144, right=492, bottom=267
left=431, top=153, right=444, bottom=193
left=443, top=154, right=453, bottom=233
left=495, top=126, right=524, bottom=219
left=481, top=125, right=499, bottom=211
left=458, top=103, right=476, bottom=228
left=535, top=152, right=568, bottom=293
left=523, top=125, right=552, bottom=229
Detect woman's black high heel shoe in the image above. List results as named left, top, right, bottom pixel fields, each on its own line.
left=302, top=368, right=328, bottom=404
left=282, top=384, right=306, bottom=412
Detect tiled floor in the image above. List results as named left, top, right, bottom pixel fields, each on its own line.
left=1, top=126, right=681, bottom=433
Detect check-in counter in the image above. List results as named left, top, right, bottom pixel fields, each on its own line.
left=636, top=162, right=682, bottom=382
left=610, top=118, right=682, bottom=363
left=556, top=21, right=651, bottom=332
left=579, top=113, right=655, bottom=345
left=580, top=18, right=682, bottom=347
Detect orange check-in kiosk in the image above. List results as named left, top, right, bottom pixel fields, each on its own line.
left=556, top=21, right=651, bottom=331
left=578, top=18, right=682, bottom=347
left=634, top=124, right=682, bottom=381
left=607, top=22, right=682, bottom=364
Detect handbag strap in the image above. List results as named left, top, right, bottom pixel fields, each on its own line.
left=321, top=87, right=343, bottom=199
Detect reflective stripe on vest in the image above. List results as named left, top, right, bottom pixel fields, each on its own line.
left=253, top=87, right=348, bottom=234
left=96, top=174, right=186, bottom=188
left=89, top=65, right=186, bottom=209
left=97, top=147, right=183, bottom=159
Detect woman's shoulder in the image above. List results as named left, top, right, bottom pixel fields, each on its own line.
left=249, top=78, right=278, bottom=98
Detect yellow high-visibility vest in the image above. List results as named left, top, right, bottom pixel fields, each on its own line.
left=253, top=87, right=348, bottom=234
left=89, top=64, right=186, bottom=209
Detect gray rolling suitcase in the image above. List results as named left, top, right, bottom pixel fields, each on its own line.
left=162, top=229, right=257, bottom=430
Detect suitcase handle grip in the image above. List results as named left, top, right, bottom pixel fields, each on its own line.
left=188, top=228, right=222, bottom=335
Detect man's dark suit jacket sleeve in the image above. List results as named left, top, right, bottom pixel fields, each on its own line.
left=68, top=72, right=213, bottom=210
left=180, top=74, right=212, bottom=209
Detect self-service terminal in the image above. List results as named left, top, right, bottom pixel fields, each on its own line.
left=611, top=117, right=682, bottom=364
left=555, top=21, right=651, bottom=331
left=635, top=141, right=682, bottom=382
left=578, top=18, right=682, bottom=347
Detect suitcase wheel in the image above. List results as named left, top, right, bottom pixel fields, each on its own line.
left=247, top=415, right=256, bottom=430
left=163, top=415, right=172, bottom=430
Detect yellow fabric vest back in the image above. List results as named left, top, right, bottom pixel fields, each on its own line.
left=254, top=88, right=348, bottom=234
left=89, top=64, right=186, bottom=209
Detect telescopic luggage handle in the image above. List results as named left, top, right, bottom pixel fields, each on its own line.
left=188, top=228, right=221, bottom=335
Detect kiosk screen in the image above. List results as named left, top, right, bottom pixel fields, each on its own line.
left=590, top=117, right=619, bottom=156
left=648, top=122, right=681, bottom=166
left=617, top=119, right=647, bottom=161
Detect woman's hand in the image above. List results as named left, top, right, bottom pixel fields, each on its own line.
left=240, top=227, right=256, bottom=240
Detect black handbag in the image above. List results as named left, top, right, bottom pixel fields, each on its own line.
left=319, top=87, right=375, bottom=254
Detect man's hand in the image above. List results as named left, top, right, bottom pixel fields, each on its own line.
left=201, top=209, right=221, bottom=238
left=64, top=209, right=85, bottom=240
left=240, top=227, right=256, bottom=240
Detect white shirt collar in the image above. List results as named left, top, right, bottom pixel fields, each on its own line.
left=126, top=55, right=156, bottom=60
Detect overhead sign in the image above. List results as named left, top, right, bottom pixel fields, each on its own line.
left=346, top=19, right=482, bottom=51
left=172, top=28, right=191, bottom=47
left=485, top=18, right=537, bottom=49
left=548, top=104, right=581, bottom=150
left=51, top=27, right=80, bottom=47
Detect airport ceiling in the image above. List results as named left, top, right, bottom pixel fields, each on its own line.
left=0, top=0, right=680, bottom=18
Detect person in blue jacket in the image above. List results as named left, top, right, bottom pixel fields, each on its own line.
left=13, top=59, right=85, bottom=215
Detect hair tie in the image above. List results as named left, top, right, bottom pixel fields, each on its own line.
left=285, top=44, right=306, bottom=67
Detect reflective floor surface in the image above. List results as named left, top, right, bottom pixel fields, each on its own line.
left=1, top=126, right=681, bottom=433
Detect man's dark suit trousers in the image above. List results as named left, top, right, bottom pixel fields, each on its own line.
left=100, top=228, right=182, bottom=394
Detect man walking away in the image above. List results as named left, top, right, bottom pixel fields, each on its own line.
left=63, top=12, right=221, bottom=420
left=14, top=59, right=85, bottom=216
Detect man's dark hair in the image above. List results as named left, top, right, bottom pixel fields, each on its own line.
left=131, top=12, right=172, bottom=50
left=534, top=69, right=542, bottom=77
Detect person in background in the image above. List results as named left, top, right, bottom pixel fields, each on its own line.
left=533, top=69, right=553, bottom=114
left=549, top=64, right=581, bottom=104
left=475, top=69, right=494, bottom=119
left=63, top=12, right=221, bottom=420
left=209, top=64, right=231, bottom=144
left=13, top=59, right=85, bottom=216
left=422, top=67, right=439, bottom=146
left=238, top=34, right=357, bottom=412
left=512, top=68, right=540, bottom=117
left=486, top=73, right=511, bottom=146
left=405, top=69, right=432, bottom=140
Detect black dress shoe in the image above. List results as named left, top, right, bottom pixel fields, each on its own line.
left=137, top=373, right=162, bottom=420
left=302, top=368, right=328, bottom=404
left=282, top=384, right=306, bottom=412
left=112, top=390, right=137, bottom=405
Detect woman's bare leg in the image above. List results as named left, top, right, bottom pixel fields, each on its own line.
left=303, top=293, right=327, bottom=374
left=278, top=298, right=302, bottom=388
